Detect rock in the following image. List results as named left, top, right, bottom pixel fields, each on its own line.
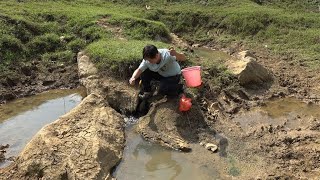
left=227, top=51, right=273, bottom=86
left=77, top=52, right=139, bottom=114
left=137, top=97, right=208, bottom=152
left=1, top=94, right=125, bottom=179
left=0, top=144, right=9, bottom=150
left=192, top=43, right=201, bottom=48
left=59, top=36, right=66, bottom=43
left=77, top=53, right=98, bottom=79
left=238, top=50, right=256, bottom=60
left=205, top=143, right=218, bottom=152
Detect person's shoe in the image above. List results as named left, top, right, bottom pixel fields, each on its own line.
left=177, top=84, right=184, bottom=94
left=138, top=92, right=152, bottom=100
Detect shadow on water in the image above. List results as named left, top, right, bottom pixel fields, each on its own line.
left=0, top=88, right=86, bottom=168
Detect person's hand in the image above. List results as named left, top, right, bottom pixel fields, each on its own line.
left=129, top=77, right=136, bottom=85
left=169, top=46, right=176, bottom=56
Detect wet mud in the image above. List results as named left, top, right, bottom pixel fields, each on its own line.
left=0, top=62, right=79, bottom=104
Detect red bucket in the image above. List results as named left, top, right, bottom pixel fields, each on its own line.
left=181, top=66, right=202, bottom=87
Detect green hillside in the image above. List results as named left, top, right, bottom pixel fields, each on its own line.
left=1, top=0, right=319, bottom=80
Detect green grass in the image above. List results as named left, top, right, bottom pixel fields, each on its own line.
left=0, top=0, right=320, bottom=81
left=108, top=15, right=171, bottom=41
left=140, top=1, right=320, bottom=67
left=85, top=39, right=168, bottom=79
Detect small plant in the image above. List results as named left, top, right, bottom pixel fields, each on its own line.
left=27, top=33, right=61, bottom=55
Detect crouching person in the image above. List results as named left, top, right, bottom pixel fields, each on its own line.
left=129, top=44, right=186, bottom=98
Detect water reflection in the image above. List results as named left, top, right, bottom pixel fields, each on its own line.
left=233, top=97, right=320, bottom=131
left=133, top=141, right=182, bottom=180
left=262, top=97, right=320, bottom=119
left=0, top=88, right=85, bottom=167
left=114, top=128, right=217, bottom=180
left=0, top=88, right=86, bottom=123
left=193, top=47, right=234, bottom=63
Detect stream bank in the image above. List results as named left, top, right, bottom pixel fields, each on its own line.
left=0, top=88, right=85, bottom=168
left=0, top=62, right=79, bottom=105
left=0, top=42, right=319, bottom=179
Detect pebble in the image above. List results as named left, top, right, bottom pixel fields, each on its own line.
left=205, top=143, right=218, bottom=152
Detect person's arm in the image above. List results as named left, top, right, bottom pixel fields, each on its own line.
left=169, top=47, right=186, bottom=61
left=129, top=68, right=143, bottom=85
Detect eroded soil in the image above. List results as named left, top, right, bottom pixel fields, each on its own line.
left=0, top=61, right=79, bottom=104
left=194, top=42, right=320, bottom=179
left=0, top=29, right=319, bottom=179
left=136, top=36, right=320, bottom=179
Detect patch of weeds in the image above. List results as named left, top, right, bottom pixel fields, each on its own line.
left=202, top=64, right=239, bottom=98
left=25, top=163, right=44, bottom=178
left=0, top=34, right=26, bottom=66
left=227, top=155, right=241, bottom=176
left=80, top=25, right=106, bottom=42
left=108, top=16, right=171, bottom=42
left=86, top=39, right=168, bottom=78
left=27, top=33, right=61, bottom=56
left=42, top=50, right=74, bottom=63
left=67, top=38, right=86, bottom=53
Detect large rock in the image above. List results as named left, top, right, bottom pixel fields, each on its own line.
left=0, top=94, right=124, bottom=180
left=137, top=97, right=216, bottom=152
left=77, top=52, right=139, bottom=114
left=227, top=50, right=273, bottom=86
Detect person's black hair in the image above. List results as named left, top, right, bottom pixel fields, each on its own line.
left=143, top=45, right=158, bottom=59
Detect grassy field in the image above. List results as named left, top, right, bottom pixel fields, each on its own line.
left=0, top=0, right=319, bottom=80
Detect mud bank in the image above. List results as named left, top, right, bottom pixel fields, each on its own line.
left=0, top=62, right=79, bottom=104
left=133, top=42, right=320, bottom=179
left=0, top=42, right=319, bottom=179
left=0, top=53, right=140, bottom=179
left=0, top=94, right=125, bottom=179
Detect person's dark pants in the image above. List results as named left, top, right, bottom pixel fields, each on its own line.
left=140, top=69, right=183, bottom=96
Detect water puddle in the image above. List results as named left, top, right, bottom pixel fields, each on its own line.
left=262, top=97, right=320, bottom=119
left=193, top=47, right=233, bottom=63
left=114, top=125, right=220, bottom=180
left=0, top=88, right=86, bottom=167
left=233, top=97, right=320, bottom=131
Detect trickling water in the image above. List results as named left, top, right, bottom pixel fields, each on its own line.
left=0, top=88, right=86, bottom=167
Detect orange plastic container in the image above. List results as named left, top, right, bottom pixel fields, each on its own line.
left=181, top=66, right=202, bottom=87
left=179, top=94, right=192, bottom=112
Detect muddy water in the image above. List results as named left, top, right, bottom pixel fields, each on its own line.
left=114, top=125, right=220, bottom=180
left=234, top=97, right=320, bottom=131
left=193, top=47, right=234, bottom=63
left=114, top=48, right=250, bottom=179
left=0, top=88, right=86, bottom=167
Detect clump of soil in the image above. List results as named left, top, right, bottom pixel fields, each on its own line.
left=0, top=61, right=79, bottom=104
left=0, top=144, right=9, bottom=163
left=137, top=96, right=217, bottom=152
